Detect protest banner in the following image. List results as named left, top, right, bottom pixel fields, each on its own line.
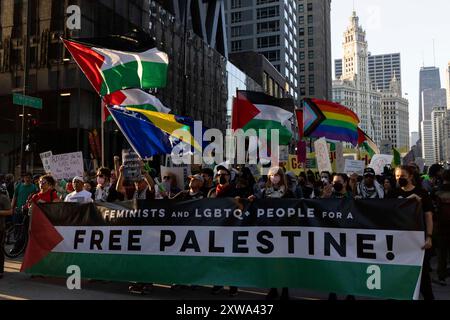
left=369, top=154, right=394, bottom=175
left=122, top=149, right=141, bottom=182
left=23, top=198, right=424, bottom=300
left=39, top=151, right=53, bottom=174
left=287, top=155, right=302, bottom=175
left=344, top=159, right=365, bottom=175
left=50, top=152, right=84, bottom=179
left=314, top=138, right=332, bottom=173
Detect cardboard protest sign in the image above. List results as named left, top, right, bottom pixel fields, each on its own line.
left=314, top=138, right=332, bottom=173
left=122, top=149, right=142, bottom=182
left=50, top=152, right=84, bottom=179
left=39, top=151, right=53, bottom=174
left=369, top=154, right=393, bottom=175
left=344, top=159, right=365, bottom=175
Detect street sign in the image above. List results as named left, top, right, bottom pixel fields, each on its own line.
left=13, top=93, right=42, bottom=110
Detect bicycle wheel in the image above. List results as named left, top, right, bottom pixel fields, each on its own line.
left=3, top=224, right=28, bottom=259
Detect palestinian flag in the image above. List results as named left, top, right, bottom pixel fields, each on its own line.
left=102, top=89, right=171, bottom=122
left=62, top=39, right=168, bottom=96
left=232, top=90, right=293, bottom=145
left=358, top=128, right=380, bottom=157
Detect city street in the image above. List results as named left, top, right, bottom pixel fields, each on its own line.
left=2, top=258, right=449, bottom=300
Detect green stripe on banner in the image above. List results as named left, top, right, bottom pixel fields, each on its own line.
left=100, top=61, right=168, bottom=96
left=27, top=253, right=420, bottom=300
left=243, top=119, right=292, bottom=145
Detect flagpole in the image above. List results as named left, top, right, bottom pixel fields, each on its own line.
left=101, top=99, right=105, bottom=167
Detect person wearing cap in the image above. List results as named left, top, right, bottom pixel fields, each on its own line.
left=172, top=174, right=205, bottom=201
left=207, top=165, right=238, bottom=198
left=285, top=171, right=303, bottom=198
left=64, top=177, right=93, bottom=203
left=355, top=168, right=384, bottom=199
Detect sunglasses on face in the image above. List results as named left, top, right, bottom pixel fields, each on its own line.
left=216, top=173, right=229, bottom=177
left=163, top=176, right=172, bottom=180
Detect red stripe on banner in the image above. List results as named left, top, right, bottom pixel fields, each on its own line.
left=21, top=205, right=64, bottom=272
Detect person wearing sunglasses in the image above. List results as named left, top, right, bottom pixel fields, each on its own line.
left=158, top=172, right=181, bottom=199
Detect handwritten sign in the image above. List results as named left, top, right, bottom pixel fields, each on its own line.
left=50, top=152, right=84, bottom=179
left=335, top=142, right=345, bottom=173
left=369, top=154, right=393, bottom=175
left=344, top=160, right=365, bottom=175
left=314, top=138, right=332, bottom=173
left=39, top=151, right=53, bottom=173
left=122, top=149, right=141, bottom=182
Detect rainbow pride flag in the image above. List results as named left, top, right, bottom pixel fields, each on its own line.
left=303, top=98, right=360, bottom=146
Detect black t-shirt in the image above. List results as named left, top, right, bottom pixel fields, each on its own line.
left=391, top=186, right=433, bottom=213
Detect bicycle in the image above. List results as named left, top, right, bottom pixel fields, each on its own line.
left=3, top=211, right=29, bottom=259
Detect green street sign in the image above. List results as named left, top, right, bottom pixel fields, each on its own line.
left=13, top=93, right=42, bottom=110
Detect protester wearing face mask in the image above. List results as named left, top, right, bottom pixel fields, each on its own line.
left=322, top=173, right=352, bottom=199
left=251, top=167, right=291, bottom=300
left=207, top=166, right=238, bottom=198
left=391, top=165, right=434, bottom=300
left=94, top=167, right=123, bottom=202
left=285, top=171, right=303, bottom=198
left=355, top=168, right=384, bottom=199
left=209, top=165, right=238, bottom=296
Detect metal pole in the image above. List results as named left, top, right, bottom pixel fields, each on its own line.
left=19, top=105, right=25, bottom=173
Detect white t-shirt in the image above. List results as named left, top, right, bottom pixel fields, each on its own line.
left=64, top=190, right=93, bottom=203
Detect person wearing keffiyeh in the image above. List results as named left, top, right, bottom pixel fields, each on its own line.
left=356, top=167, right=384, bottom=199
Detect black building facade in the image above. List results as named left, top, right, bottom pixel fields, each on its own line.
left=0, top=0, right=229, bottom=173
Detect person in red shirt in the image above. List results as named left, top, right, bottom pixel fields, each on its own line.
left=28, top=174, right=61, bottom=205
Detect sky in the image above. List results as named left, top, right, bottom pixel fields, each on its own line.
left=331, top=0, right=450, bottom=134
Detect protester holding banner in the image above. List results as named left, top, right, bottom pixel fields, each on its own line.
left=64, top=177, right=93, bottom=203
left=0, top=184, right=12, bottom=279
left=94, top=167, right=123, bottom=202
left=28, top=175, right=60, bottom=205
left=431, top=169, right=450, bottom=285
left=285, top=171, right=303, bottom=198
left=116, top=162, right=155, bottom=201
left=355, top=168, right=384, bottom=199
left=200, top=168, right=215, bottom=196
left=392, top=165, right=434, bottom=300
left=258, top=167, right=293, bottom=199
left=383, top=177, right=396, bottom=198
left=171, top=174, right=205, bottom=201
left=321, top=173, right=352, bottom=199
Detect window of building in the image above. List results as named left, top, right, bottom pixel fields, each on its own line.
left=257, top=6, right=279, bottom=19
left=299, top=51, right=305, bottom=60
left=308, top=38, right=314, bottom=47
left=298, top=75, right=304, bottom=84
left=300, top=63, right=305, bottom=72
left=300, top=87, right=306, bottom=95
left=308, top=50, right=314, bottom=59
left=231, top=12, right=241, bottom=23
left=307, top=3, right=313, bottom=11
left=309, top=74, right=315, bottom=83
left=299, top=27, right=305, bottom=36
left=299, top=39, right=305, bottom=48
left=257, top=35, right=280, bottom=48
left=231, top=0, right=242, bottom=9
left=231, top=40, right=242, bottom=51
left=309, top=62, right=314, bottom=71
left=308, top=26, right=313, bottom=35
left=307, top=15, right=313, bottom=24
left=299, top=4, right=304, bottom=13
left=231, top=26, right=241, bottom=37
left=262, top=50, right=280, bottom=62
left=257, top=20, right=280, bottom=33
left=299, top=16, right=304, bottom=25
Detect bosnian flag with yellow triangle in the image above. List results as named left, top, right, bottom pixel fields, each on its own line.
left=62, top=39, right=169, bottom=96
left=232, top=90, right=294, bottom=145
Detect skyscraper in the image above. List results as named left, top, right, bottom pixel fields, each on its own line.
left=336, top=53, right=402, bottom=93
left=225, top=0, right=299, bottom=100
left=297, top=0, right=332, bottom=100
left=418, top=67, right=441, bottom=135
left=446, top=62, right=450, bottom=110
left=225, top=0, right=332, bottom=101
left=332, top=11, right=382, bottom=145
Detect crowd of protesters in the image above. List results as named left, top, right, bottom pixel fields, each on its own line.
left=1, top=157, right=450, bottom=300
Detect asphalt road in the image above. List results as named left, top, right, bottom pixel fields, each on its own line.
left=1, top=257, right=449, bottom=300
